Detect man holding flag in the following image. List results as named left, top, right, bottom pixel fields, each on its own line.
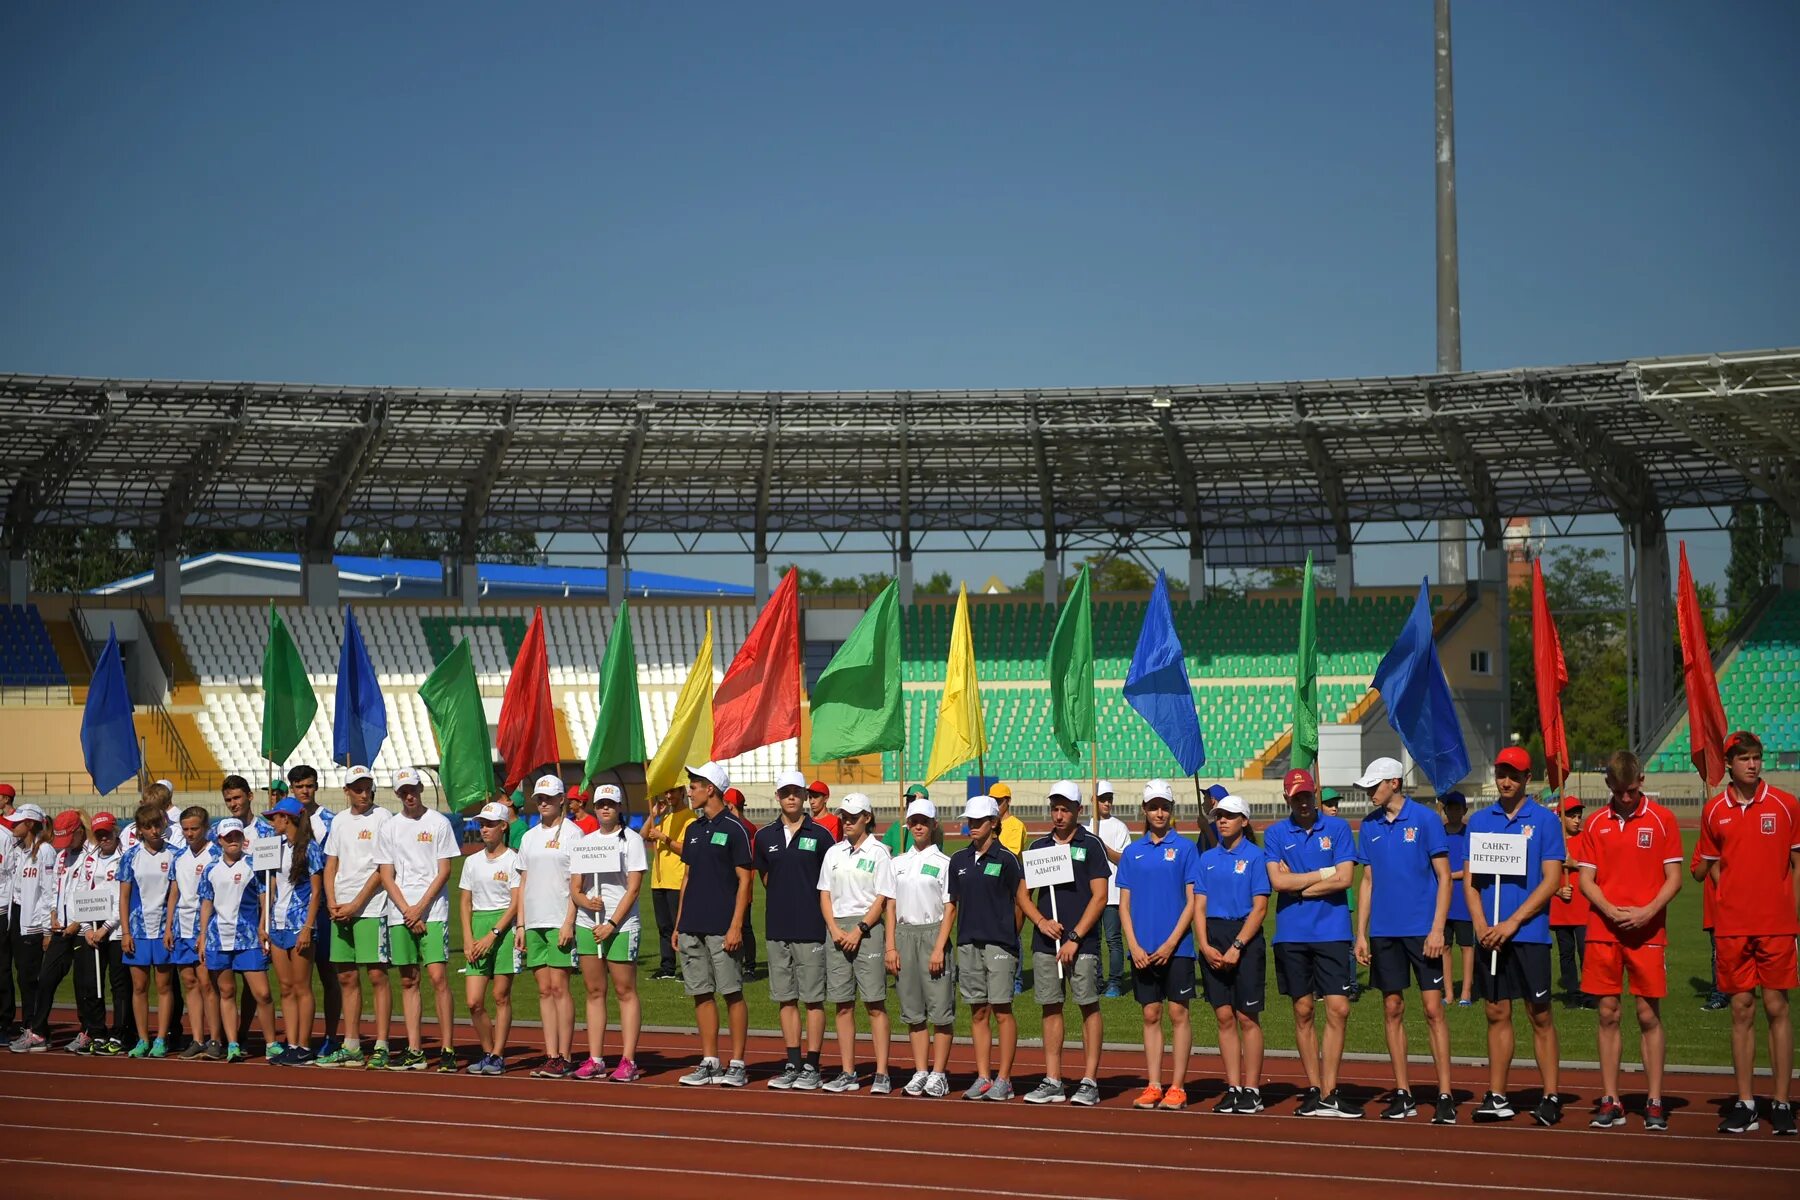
left=1022, top=781, right=1108, bottom=1107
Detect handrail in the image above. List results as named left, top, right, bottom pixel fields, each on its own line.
left=146, top=700, right=199, bottom=782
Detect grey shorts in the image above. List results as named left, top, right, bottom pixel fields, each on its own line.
left=826, top=924, right=889, bottom=1005
left=767, top=939, right=827, bottom=1005
left=678, top=932, right=744, bottom=998
left=956, top=943, right=1018, bottom=1006
left=1033, top=951, right=1101, bottom=1007
left=896, top=922, right=956, bottom=1027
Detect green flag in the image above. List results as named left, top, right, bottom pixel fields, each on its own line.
left=260, top=603, right=317, bottom=763
left=420, top=638, right=495, bottom=810
left=1291, top=550, right=1319, bottom=770
left=1047, top=563, right=1096, bottom=763
left=584, top=598, right=646, bottom=786
left=808, top=579, right=904, bottom=761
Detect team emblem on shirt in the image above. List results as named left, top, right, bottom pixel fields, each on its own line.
left=358, top=830, right=374, bottom=840
left=1524, top=825, right=1535, bottom=839
left=1319, top=836, right=1332, bottom=850
left=1637, top=829, right=1653, bottom=849
left=1403, top=827, right=1417, bottom=843
left=1163, top=847, right=1177, bottom=862
left=418, top=832, right=434, bottom=843
left=232, top=872, right=242, bottom=882
left=1762, top=814, right=1778, bottom=835
left=1233, top=860, right=1247, bottom=874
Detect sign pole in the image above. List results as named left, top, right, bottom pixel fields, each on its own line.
left=1490, top=875, right=1502, bottom=976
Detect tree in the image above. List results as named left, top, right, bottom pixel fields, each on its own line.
left=1017, top=554, right=1162, bottom=596
left=1508, top=547, right=1629, bottom=770
left=26, top=528, right=295, bottom=593
left=339, top=530, right=539, bottom=565
left=1727, top=502, right=1791, bottom=618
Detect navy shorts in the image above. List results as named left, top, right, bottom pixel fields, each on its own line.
left=1369, top=935, right=1445, bottom=994
left=1272, top=940, right=1354, bottom=999
left=1476, top=940, right=1553, bottom=1003
left=1447, top=919, right=1475, bottom=948
left=1132, top=956, right=1197, bottom=1006
left=1198, top=920, right=1265, bottom=1014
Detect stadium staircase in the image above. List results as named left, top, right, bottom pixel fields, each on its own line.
left=1649, top=587, right=1800, bottom=773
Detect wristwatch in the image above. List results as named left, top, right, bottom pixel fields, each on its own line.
left=856, top=921, right=872, bottom=936
left=1230, top=938, right=1245, bottom=951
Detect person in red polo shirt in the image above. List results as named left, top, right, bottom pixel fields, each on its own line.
left=1575, top=750, right=1683, bottom=1131
left=808, top=782, right=842, bottom=840
left=1550, top=796, right=1593, bottom=1008
left=1697, top=730, right=1799, bottom=1136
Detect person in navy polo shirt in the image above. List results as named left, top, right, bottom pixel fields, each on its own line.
left=675, top=761, right=754, bottom=1088
left=1117, top=778, right=1204, bottom=1112
left=1195, top=795, right=1271, bottom=1114
left=1263, top=767, right=1361, bottom=1118
left=1465, top=746, right=1566, bottom=1126
left=1021, top=781, right=1110, bottom=1107
left=1354, top=756, right=1454, bottom=1123
left=942, top=794, right=1045, bottom=1102
left=754, top=769, right=835, bottom=1090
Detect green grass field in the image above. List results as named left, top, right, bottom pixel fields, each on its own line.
left=65, top=831, right=1748, bottom=1067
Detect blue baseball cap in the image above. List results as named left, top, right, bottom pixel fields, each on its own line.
left=1202, top=784, right=1229, bottom=802
left=263, top=796, right=305, bottom=819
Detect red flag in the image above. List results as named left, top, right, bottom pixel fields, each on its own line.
left=495, top=607, right=558, bottom=791
left=712, top=568, right=801, bottom=760
left=1531, top=558, right=1571, bottom=789
left=1676, top=541, right=1728, bottom=788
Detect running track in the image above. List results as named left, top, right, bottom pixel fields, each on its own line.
left=4, top=1025, right=1793, bottom=1199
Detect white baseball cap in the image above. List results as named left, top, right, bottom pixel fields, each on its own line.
left=1213, top=794, right=1252, bottom=818
left=532, top=773, right=566, bottom=798
left=593, top=784, right=624, bottom=806
left=774, top=769, right=807, bottom=793
left=215, top=817, right=246, bottom=838
left=154, top=778, right=175, bottom=793
left=1047, top=779, right=1082, bottom=806
left=1143, top=779, right=1174, bottom=804
left=963, top=796, right=1000, bottom=822
left=8, top=802, right=47, bottom=825
left=1095, top=778, right=1115, bottom=797
left=904, top=798, right=937, bottom=821
left=1355, top=757, right=1406, bottom=789
left=393, top=767, right=423, bottom=792
left=476, top=802, right=511, bottom=823
left=344, top=765, right=375, bottom=789
left=687, top=761, right=729, bottom=793
left=838, top=793, right=872, bottom=816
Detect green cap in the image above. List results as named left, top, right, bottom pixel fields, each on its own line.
left=905, top=784, right=930, bottom=799
left=265, top=778, right=289, bottom=794
left=1319, top=788, right=1341, bottom=804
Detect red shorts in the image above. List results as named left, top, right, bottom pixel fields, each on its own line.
left=1715, top=935, right=1800, bottom=994
left=1581, top=940, right=1667, bottom=999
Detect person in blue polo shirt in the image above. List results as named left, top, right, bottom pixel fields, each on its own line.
left=1117, top=778, right=1204, bottom=1112
left=675, top=761, right=754, bottom=1089
left=1195, top=794, right=1271, bottom=1114
left=1441, top=791, right=1475, bottom=1006
left=1464, top=746, right=1567, bottom=1126
left=753, top=769, right=835, bottom=1091
left=1263, top=767, right=1361, bottom=1118
left=1021, top=781, right=1110, bottom=1108
left=1354, top=756, right=1455, bottom=1123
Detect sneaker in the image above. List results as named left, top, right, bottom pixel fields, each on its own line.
left=201, top=1041, right=226, bottom=1062
left=178, top=1039, right=207, bottom=1061
left=572, top=1056, right=606, bottom=1081
left=1719, top=1100, right=1759, bottom=1134
left=793, top=1063, right=824, bottom=1091
left=1158, top=1085, right=1186, bottom=1111
left=653, top=969, right=679, bottom=980
left=986, top=1078, right=1015, bottom=1102
left=1315, top=1088, right=1363, bottom=1118
left=717, top=1061, right=749, bottom=1087
left=1532, top=1094, right=1563, bottom=1126
left=870, top=1073, right=893, bottom=1096
left=365, top=1046, right=390, bottom=1070
left=225, top=1043, right=245, bottom=1063
left=1457, top=998, right=1473, bottom=1008
left=1432, top=1093, right=1458, bottom=1125
left=1474, top=1092, right=1515, bottom=1122
left=528, top=1055, right=565, bottom=1079
left=902, top=1070, right=929, bottom=1097
left=1071, top=1078, right=1101, bottom=1107
left=315, top=1044, right=365, bottom=1069
left=1024, top=1078, right=1066, bottom=1105
left=1642, top=1099, right=1667, bottom=1131
left=1132, top=1083, right=1164, bottom=1110
left=768, top=1063, right=802, bottom=1090
left=1212, top=1088, right=1241, bottom=1115
left=264, top=1042, right=287, bottom=1062
left=1295, top=1086, right=1322, bottom=1117
left=127, top=1039, right=151, bottom=1059
left=964, top=1077, right=993, bottom=1101
left=1771, top=1101, right=1796, bottom=1137
left=678, top=1059, right=720, bottom=1086
left=924, top=1072, right=950, bottom=1098
left=466, top=1055, right=491, bottom=1075
left=10, top=1031, right=46, bottom=1054
left=607, top=1058, right=641, bottom=1083
left=1238, top=1088, right=1264, bottom=1114
left=65, top=1032, right=94, bottom=1055
left=1012, top=977, right=1024, bottom=995
left=312, top=1038, right=339, bottom=1060
left=394, top=1047, right=429, bottom=1072
left=437, top=1048, right=459, bottom=1074
left=1590, top=1097, right=1626, bottom=1128
left=1103, top=984, right=1123, bottom=999
left=1381, top=1090, right=1417, bottom=1120
left=102, top=1037, right=125, bottom=1055
left=1701, top=993, right=1730, bottom=1011
left=823, top=1069, right=860, bottom=1093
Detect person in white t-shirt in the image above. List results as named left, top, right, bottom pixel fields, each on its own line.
left=816, top=794, right=898, bottom=1094
left=1089, top=781, right=1132, bottom=997
left=569, top=784, right=649, bottom=1082
left=316, top=767, right=394, bottom=1069
left=514, top=774, right=578, bottom=1078
left=889, top=798, right=956, bottom=1097
left=373, top=770, right=458, bottom=1072
left=459, top=802, right=521, bottom=1076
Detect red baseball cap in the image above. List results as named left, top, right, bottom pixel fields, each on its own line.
left=1494, top=747, right=1532, bottom=774
left=723, top=787, right=746, bottom=807
left=0, top=783, right=15, bottom=800
left=807, top=780, right=830, bottom=797
left=90, top=812, right=119, bottom=833
left=1283, top=768, right=1317, bottom=798
left=1723, top=730, right=1760, bottom=757
left=1559, top=796, right=1584, bottom=814
left=50, top=809, right=83, bottom=849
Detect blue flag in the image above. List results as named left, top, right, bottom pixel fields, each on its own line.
left=332, top=605, right=387, bottom=768
left=1371, top=578, right=1470, bottom=794
left=81, top=625, right=141, bottom=795
left=1124, top=569, right=1206, bottom=775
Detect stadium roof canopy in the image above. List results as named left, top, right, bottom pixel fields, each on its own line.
left=4, top=347, right=1797, bottom=568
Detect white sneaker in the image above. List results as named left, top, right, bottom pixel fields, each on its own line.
left=903, top=1070, right=929, bottom=1096
left=924, top=1072, right=950, bottom=1098
left=822, top=1069, right=860, bottom=1093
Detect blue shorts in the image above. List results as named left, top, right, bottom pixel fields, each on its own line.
left=169, top=936, right=202, bottom=966
left=206, top=946, right=268, bottom=973
left=124, top=939, right=173, bottom=968
left=267, top=926, right=309, bottom=952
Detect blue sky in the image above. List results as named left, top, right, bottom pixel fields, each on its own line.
left=3, top=2, right=1793, bottom=590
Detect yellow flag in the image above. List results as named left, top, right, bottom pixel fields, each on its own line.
left=924, top=584, right=987, bottom=784
left=645, top=610, right=714, bottom=795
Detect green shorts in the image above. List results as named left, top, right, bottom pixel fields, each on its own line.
left=575, top=923, right=640, bottom=965
left=388, top=920, right=449, bottom=967
left=329, top=917, right=390, bottom=966
left=524, top=927, right=574, bottom=970
left=466, top=909, right=521, bottom=977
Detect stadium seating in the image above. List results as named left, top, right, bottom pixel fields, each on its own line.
left=0, top=603, right=67, bottom=688
left=1649, top=589, right=1800, bottom=772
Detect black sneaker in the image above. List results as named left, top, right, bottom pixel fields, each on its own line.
left=653, top=969, right=679, bottom=981
left=1701, top=993, right=1729, bottom=1011
left=1474, top=1092, right=1515, bottom=1122
left=1212, top=1088, right=1240, bottom=1115
left=1294, top=1086, right=1322, bottom=1117
left=1381, top=1090, right=1417, bottom=1120
left=1532, top=1094, right=1563, bottom=1126
left=1590, top=1096, right=1626, bottom=1128
left=1719, top=1100, right=1759, bottom=1134
left=1318, top=1088, right=1363, bottom=1118
left=1237, top=1088, right=1264, bottom=1114
left=1432, top=1093, right=1457, bottom=1125
left=1643, top=1099, right=1667, bottom=1131
left=1771, top=1101, right=1795, bottom=1137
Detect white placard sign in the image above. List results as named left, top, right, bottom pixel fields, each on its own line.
left=251, top=835, right=285, bottom=873
left=1468, top=832, right=1529, bottom=877
left=570, top=839, right=622, bottom=875
left=1022, top=844, right=1075, bottom=889
left=71, top=889, right=115, bottom=923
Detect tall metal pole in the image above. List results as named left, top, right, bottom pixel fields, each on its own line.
left=1434, top=0, right=1469, bottom=588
